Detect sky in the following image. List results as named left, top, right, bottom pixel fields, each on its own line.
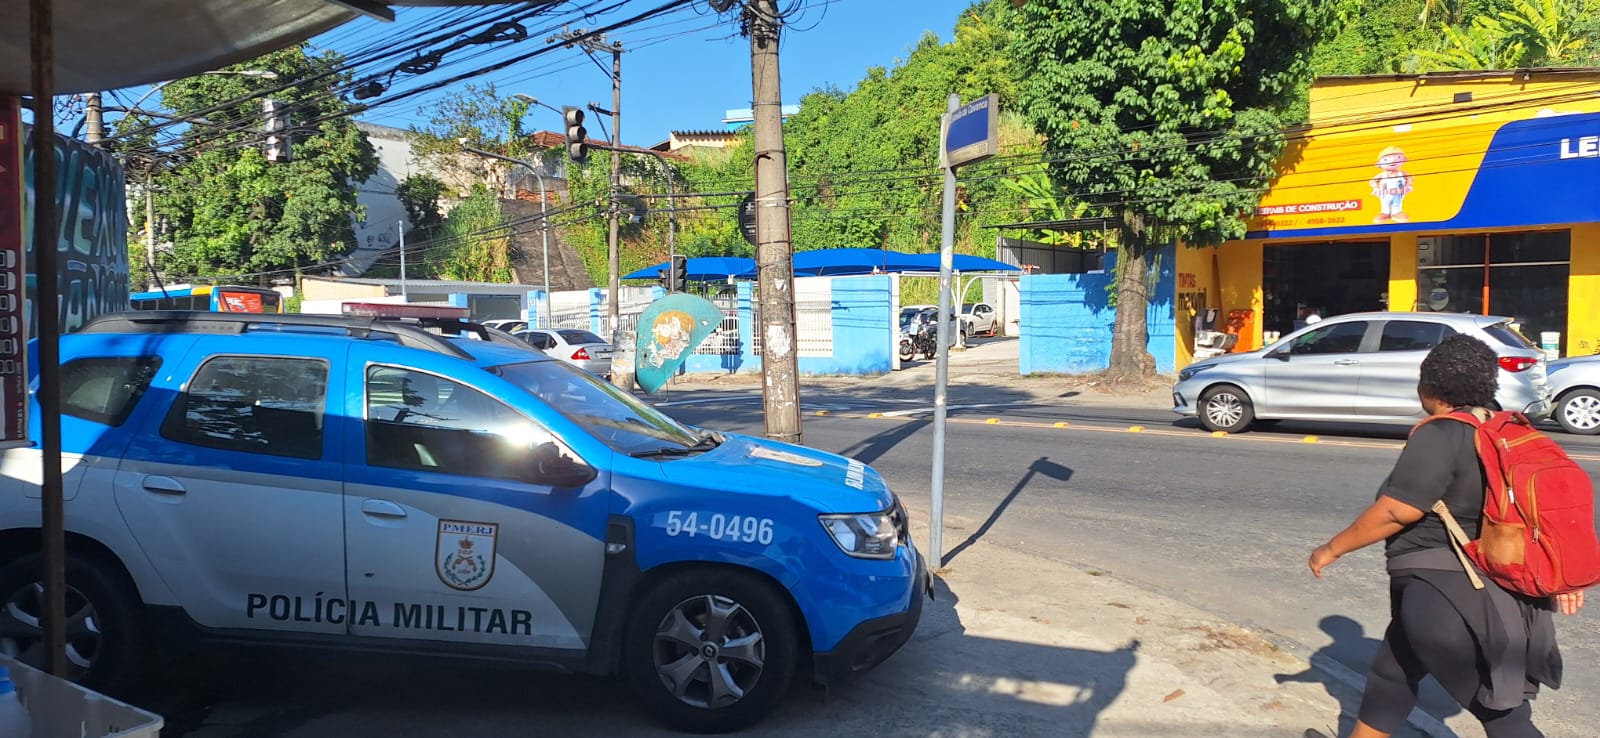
left=333, top=0, right=979, bottom=146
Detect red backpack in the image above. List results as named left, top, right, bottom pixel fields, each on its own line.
left=1418, top=408, right=1600, bottom=598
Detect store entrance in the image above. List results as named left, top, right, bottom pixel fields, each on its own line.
left=1262, top=241, right=1390, bottom=336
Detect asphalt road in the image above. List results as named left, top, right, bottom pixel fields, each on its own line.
left=654, top=389, right=1600, bottom=738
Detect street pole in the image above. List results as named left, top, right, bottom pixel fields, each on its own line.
left=536, top=166, right=551, bottom=328
left=397, top=220, right=408, bottom=301
left=930, top=93, right=961, bottom=572
left=747, top=0, right=802, bottom=444
left=30, top=0, right=69, bottom=678
left=145, top=172, right=156, bottom=288
left=83, top=91, right=103, bottom=145
left=607, top=42, right=622, bottom=354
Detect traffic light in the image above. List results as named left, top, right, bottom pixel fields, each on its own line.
left=669, top=254, right=687, bottom=293
left=563, top=105, right=588, bottom=164
left=656, top=268, right=669, bottom=291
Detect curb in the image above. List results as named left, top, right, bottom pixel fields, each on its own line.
left=1308, top=653, right=1456, bottom=738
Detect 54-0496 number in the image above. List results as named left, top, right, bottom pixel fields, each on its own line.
left=665, top=511, right=775, bottom=544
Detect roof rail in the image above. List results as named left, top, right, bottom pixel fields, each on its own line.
left=78, top=311, right=477, bottom=360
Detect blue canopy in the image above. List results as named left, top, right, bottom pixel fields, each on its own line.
left=792, top=248, right=926, bottom=276
left=623, top=256, right=757, bottom=281
left=904, top=253, right=1020, bottom=272
left=623, top=250, right=1019, bottom=281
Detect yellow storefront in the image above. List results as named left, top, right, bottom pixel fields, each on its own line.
left=1176, top=70, right=1600, bottom=368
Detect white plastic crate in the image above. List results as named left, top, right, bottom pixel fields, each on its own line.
left=0, top=656, right=163, bottom=738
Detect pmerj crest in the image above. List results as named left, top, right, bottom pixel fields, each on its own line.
left=436, top=520, right=498, bottom=591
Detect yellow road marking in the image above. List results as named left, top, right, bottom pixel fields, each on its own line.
left=985, top=418, right=1000, bottom=424
left=1211, top=431, right=1228, bottom=438
left=1128, top=425, right=1145, bottom=432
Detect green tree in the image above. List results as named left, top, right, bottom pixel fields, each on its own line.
left=407, top=81, right=537, bottom=186
left=1011, top=0, right=1337, bottom=379
left=395, top=173, right=447, bottom=237
left=145, top=45, right=378, bottom=281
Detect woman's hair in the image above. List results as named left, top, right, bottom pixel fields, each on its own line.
left=1418, top=333, right=1500, bottom=408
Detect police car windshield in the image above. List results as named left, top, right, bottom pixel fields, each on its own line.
left=489, top=360, right=701, bottom=454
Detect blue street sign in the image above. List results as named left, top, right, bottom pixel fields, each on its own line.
left=942, top=93, right=999, bottom=169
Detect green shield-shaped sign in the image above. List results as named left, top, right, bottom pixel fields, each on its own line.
left=634, top=293, right=726, bottom=394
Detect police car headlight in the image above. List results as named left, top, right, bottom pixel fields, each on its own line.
left=820, top=511, right=898, bottom=560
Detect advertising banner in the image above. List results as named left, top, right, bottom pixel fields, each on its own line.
left=0, top=97, right=27, bottom=446
left=634, top=293, right=725, bottom=394
left=1247, top=104, right=1600, bottom=239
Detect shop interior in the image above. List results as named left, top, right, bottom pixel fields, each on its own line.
left=1262, top=241, right=1391, bottom=336
left=1416, top=230, right=1571, bottom=355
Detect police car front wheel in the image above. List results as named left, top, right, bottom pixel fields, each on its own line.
left=625, top=569, right=799, bottom=734
left=0, top=551, right=145, bottom=693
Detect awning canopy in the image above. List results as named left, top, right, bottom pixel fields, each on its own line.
left=0, top=1, right=528, bottom=96
left=623, top=249, right=1021, bottom=282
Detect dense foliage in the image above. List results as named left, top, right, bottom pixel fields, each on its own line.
left=1011, top=0, right=1337, bottom=377
left=138, top=45, right=378, bottom=283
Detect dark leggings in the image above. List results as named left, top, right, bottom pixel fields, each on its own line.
left=1358, top=578, right=1543, bottom=738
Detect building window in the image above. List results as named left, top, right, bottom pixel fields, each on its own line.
left=1417, top=231, right=1570, bottom=354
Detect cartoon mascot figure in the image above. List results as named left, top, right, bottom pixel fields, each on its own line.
left=1370, top=145, right=1414, bottom=223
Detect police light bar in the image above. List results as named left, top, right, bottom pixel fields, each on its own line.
left=340, top=302, right=470, bottom=320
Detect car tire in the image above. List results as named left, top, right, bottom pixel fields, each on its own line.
left=624, top=569, right=799, bottom=734
left=1555, top=388, right=1600, bottom=435
left=0, top=551, right=147, bottom=694
left=1199, top=385, right=1255, bottom=433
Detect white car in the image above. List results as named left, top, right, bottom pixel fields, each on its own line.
left=901, top=304, right=999, bottom=340
left=482, top=319, right=528, bottom=333
left=514, top=328, right=614, bottom=378
left=1547, top=353, right=1600, bottom=435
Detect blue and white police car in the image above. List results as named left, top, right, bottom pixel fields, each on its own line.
left=0, top=310, right=927, bottom=733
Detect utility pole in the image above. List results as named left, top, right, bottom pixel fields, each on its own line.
left=397, top=220, right=408, bottom=301
left=553, top=29, right=624, bottom=358
left=83, top=91, right=103, bottom=145
left=745, top=0, right=801, bottom=444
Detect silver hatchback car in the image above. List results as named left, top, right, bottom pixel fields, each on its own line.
left=1173, top=312, right=1553, bottom=433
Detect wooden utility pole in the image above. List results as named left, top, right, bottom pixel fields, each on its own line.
left=746, top=0, right=801, bottom=444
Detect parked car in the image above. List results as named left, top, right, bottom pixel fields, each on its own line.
left=0, top=310, right=927, bottom=733
left=515, top=328, right=614, bottom=379
left=960, top=303, right=1000, bottom=337
left=482, top=319, right=528, bottom=333
left=1547, top=353, right=1600, bottom=435
left=1172, top=312, right=1553, bottom=433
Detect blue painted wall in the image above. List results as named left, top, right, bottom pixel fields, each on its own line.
left=671, top=276, right=894, bottom=377
left=1019, top=245, right=1176, bottom=375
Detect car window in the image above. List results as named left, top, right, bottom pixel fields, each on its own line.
left=558, top=330, right=604, bottom=345
left=365, top=366, right=572, bottom=483
left=60, top=356, right=161, bottom=426
left=1379, top=321, right=1453, bottom=352
left=490, top=360, right=701, bottom=455
left=1484, top=321, right=1539, bottom=350
left=162, top=356, right=328, bottom=459
left=1290, top=321, right=1368, bottom=355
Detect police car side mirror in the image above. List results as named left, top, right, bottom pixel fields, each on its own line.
left=527, top=442, right=597, bottom=489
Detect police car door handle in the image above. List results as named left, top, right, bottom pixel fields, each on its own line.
left=360, top=499, right=408, bottom=519
left=141, top=476, right=186, bottom=496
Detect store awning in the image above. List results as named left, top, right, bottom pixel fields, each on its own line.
left=0, top=0, right=532, bottom=96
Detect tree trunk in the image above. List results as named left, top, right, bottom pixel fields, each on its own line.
left=1107, top=242, right=1156, bottom=380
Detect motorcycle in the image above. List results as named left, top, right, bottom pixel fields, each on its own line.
left=898, top=321, right=937, bottom=361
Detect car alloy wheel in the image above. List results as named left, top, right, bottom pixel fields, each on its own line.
left=1199, top=385, right=1254, bottom=433
left=653, top=594, right=766, bottom=710
left=1557, top=389, right=1600, bottom=435
left=0, top=580, right=102, bottom=678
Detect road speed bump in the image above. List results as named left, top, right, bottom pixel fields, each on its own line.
left=1128, top=425, right=1145, bottom=433
left=1053, top=421, right=1070, bottom=428
left=815, top=410, right=829, bottom=416
left=868, top=412, right=884, bottom=419
left=1211, top=430, right=1228, bottom=438
left=985, top=418, right=1000, bottom=424
left=1302, top=435, right=1321, bottom=444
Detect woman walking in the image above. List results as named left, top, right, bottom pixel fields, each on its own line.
left=1307, top=333, right=1583, bottom=738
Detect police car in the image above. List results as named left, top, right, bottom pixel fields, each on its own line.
left=0, top=309, right=927, bottom=733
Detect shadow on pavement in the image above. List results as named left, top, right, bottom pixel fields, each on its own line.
left=121, top=575, right=1137, bottom=737
left=1274, top=615, right=1464, bottom=738
left=944, top=457, right=1073, bottom=565
left=837, top=417, right=930, bottom=465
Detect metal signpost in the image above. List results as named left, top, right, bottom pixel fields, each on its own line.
left=930, top=93, right=998, bottom=571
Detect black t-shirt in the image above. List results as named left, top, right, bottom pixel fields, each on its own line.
left=1377, top=419, right=1486, bottom=558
